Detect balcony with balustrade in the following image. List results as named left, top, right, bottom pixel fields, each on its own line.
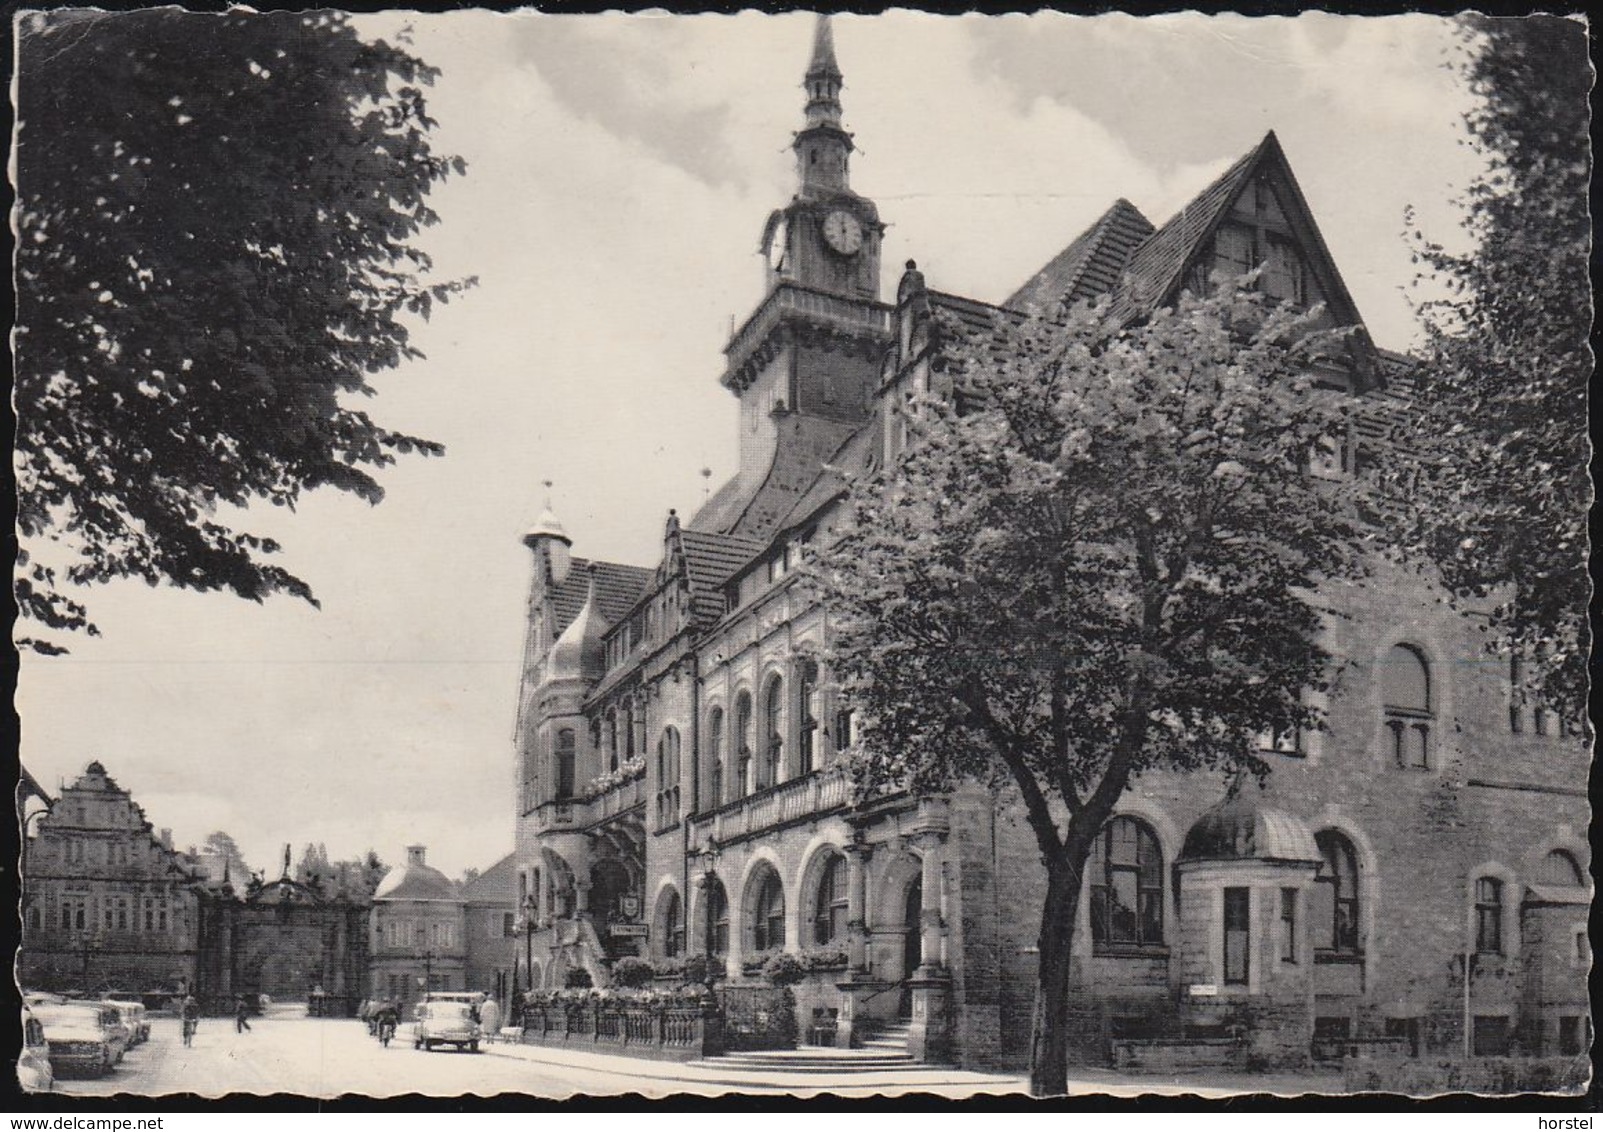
left=533, top=762, right=646, bottom=833
left=722, top=282, right=892, bottom=391
left=687, top=763, right=852, bottom=848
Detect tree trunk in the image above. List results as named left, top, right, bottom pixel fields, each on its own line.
left=1028, top=857, right=1082, bottom=1096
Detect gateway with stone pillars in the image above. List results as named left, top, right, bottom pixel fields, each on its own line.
left=506, top=16, right=1591, bottom=1072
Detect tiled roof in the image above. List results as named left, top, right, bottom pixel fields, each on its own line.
left=678, top=529, right=767, bottom=625
left=551, top=558, right=652, bottom=634
left=460, top=851, right=518, bottom=905
left=727, top=415, right=864, bottom=543
left=373, top=860, right=461, bottom=903
left=775, top=419, right=878, bottom=533
left=687, top=472, right=752, bottom=534
left=1103, top=143, right=1261, bottom=326
left=1004, top=198, right=1155, bottom=313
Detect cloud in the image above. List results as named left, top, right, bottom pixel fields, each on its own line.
left=502, top=16, right=747, bottom=190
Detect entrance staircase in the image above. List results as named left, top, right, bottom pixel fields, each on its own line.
left=688, top=1018, right=921, bottom=1075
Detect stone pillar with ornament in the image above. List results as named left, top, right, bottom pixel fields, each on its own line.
left=834, top=839, right=876, bottom=1049
left=906, top=801, right=953, bottom=1064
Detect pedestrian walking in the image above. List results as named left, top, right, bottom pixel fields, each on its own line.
left=479, top=995, right=500, bottom=1042
left=234, top=995, right=253, bottom=1033
left=180, top=994, right=199, bottom=1047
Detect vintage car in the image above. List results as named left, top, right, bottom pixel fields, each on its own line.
left=33, top=1003, right=120, bottom=1078
left=91, top=1003, right=135, bottom=1059
left=411, top=1001, right=482, bottom=1053
left=103, top=1000, right=150, bottom=1045
left=18, top=1009, right=55, bottom=1092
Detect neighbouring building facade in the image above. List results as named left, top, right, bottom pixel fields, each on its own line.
left=461, top=852, right=519, bottom=1005
left=368, top=845, right=469, bottom=1005
left=19, top=761, right=211, bottom=996
left=509, top=17, right=1590, bottom=1071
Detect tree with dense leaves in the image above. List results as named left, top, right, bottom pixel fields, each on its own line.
left=14, top=9, right=471, bottom=652
left=809, top=286, right=1377, bottom=1096
left=201, top=830, right=253, bottom=884
left=1399, top=14, right=1590, bottom=715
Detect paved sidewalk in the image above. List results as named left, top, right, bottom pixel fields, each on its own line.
left=478, top=1039, right=1348, bottom=1098
left=479, top=1039, right=1030, bottom=1097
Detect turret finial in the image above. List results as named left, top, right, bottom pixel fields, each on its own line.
left=802, top=14, right=844, bottom=132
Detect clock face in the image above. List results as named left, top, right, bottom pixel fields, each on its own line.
left=822, top=210, right=864, bottom=256
left=766, top=218, right=789, bottom=271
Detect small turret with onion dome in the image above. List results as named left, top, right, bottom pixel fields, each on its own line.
left=524, top=483, right=572, bottom=586
left=543, top=564, right=608, bottom=686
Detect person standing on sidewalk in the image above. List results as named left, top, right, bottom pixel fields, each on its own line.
left=234, top=995, right=253, bottom=1033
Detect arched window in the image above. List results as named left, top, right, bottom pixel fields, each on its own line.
left=1475, top=877, right=1504, bottom=954
left=1538, top=850, right=1584, bottom=887
left=1313, top=831, right=1361, bottom=956
left=798, top=660, right=820, bottom=774
left=762, top=676, right=785, bottom=789
left=660, top=890, right=683, bottom=959
left=1381, top=644, right=1432, bottom=768
left=655, top=727, right=681, bottom=829
left=705, top=878, right=729, bottom=957
left=735, top=693, right=754, bottom=799
left=752, top=870, right=786, bottom=953
left=554, top=729, right=577, bottom=800
left=707, top=708, right=724, bottom=810
left=1088, top=817, right=1164, bottom=948
left=812, top=853, right=849, bottom=946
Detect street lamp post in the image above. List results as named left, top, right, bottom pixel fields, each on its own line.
left=522, top=896, right=536, bottom=993
left=700, top=839, right=721, bottom=987
left=418, top=949, right=434, bottom=1005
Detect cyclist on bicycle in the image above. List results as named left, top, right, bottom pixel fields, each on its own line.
left=374, top=1000, right=399, bottom=1047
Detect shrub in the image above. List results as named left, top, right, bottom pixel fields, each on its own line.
left=683, top=953, right=726, bottom=986
left=763, top=952, right=807, bottom=987
left=611, top=957, right=655, bottom=990
left=563, top=967, right=594, bottom=989
left=800, top=947, right=849, bottom=972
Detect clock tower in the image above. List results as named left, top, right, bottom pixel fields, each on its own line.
left=760, top=15, right=883, bottom=299
left=719, top=16, right=891, bottom=517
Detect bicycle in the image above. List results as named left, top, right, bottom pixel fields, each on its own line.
left=378, top=1019, right=395, bottom=1048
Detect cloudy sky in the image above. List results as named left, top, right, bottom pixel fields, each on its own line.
left=17, top=11, right=1486, bottom=880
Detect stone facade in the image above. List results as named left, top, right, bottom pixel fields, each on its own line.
left=19, top=761, right=211, bottom=996
left=368, top=845, right=468, bottom=1005
left=462, top=853, right=518, bottom=1003
left=192, top=877, right=369, bottom=1014
left=506, top=15, right=1590, bottom=1073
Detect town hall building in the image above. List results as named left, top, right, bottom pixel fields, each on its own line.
left=506, top=16, right=1590, bottom=1071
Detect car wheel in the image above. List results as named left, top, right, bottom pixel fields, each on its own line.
left=413, top=1039, right=422, bottom=1050
left=469, top=1041, right=480, bottom=1054
left=424, top=1039, right=434, bottom=1051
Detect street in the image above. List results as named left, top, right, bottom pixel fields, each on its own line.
left=53, top=1013, right=1031, bottom=1100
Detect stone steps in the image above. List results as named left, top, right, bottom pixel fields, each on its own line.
left=690, top=1046, right=918, bottom=1074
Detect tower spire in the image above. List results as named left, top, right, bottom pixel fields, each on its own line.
left=795, top=14, right=853, bottom=194
left=804, top=14, right=843, bottom=130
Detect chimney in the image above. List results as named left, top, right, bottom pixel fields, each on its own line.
left=407, top=845, right=426, bottom=867
left=160, top=828, right=173, bottom=850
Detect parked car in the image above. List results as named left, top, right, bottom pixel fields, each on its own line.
left=104, top=1000, right=150, bottom=1044
left=23, top=991, right=65, bottom=1008
left=18, top=1009, right=55, bottom=1092
left=411, top=1001, right=482, bottom=1053
left=33, top=1004, right=119, bottom=1078
left=91, top=1003, right=135, bottom=1058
